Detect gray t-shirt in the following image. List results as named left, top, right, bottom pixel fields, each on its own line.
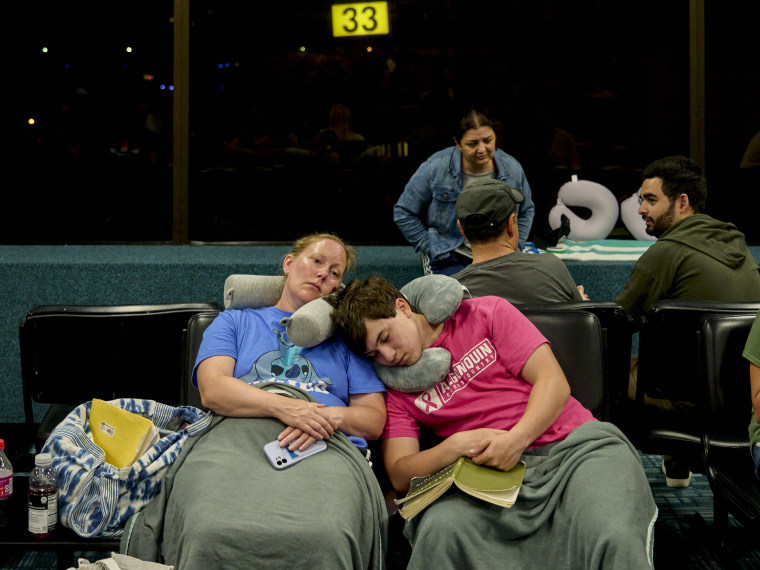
left=452, top=251, right=583, bottom=303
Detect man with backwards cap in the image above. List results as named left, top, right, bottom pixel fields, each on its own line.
left=452, top=178, right=588, bottom=303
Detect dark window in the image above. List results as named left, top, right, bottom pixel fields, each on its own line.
left=4, top=2, right=173, bottom=243
left=12, top=2, right=742, bottom=245
left=704, top=1, right=760, bottom=243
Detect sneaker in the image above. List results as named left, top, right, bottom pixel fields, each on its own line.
left=661, top=455, right=691, bottom=488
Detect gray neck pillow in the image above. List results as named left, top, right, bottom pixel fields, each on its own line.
left=222, top=273, right=464, bottom=393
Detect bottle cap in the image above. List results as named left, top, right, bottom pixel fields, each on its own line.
left=35, top=453, right=52, bottom=467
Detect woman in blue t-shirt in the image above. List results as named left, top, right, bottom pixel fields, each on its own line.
left=194, top=232, right=386, bottom=451
left=126, top=233, right=388, bottom=569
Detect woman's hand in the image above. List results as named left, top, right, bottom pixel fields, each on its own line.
left=278, top=426, right=319, bottom=451
left=198, top=356, right=338, bottom=443
left=279, top=392, right=386, bottom=450
left=274, top=399, right=338, bottom=447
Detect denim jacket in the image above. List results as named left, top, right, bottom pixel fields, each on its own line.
left=393, top=146, right=535, bottom=260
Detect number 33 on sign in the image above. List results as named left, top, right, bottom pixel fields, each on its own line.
left=332, top=2, right=390, bottom=37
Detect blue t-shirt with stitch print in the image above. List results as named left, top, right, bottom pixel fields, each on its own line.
left=192, top=307, right=385, bottom=408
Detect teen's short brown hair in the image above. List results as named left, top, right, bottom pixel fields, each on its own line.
left=332, top=276, right=407, bottom=354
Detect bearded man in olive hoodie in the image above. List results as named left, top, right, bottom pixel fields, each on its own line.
left=617, top=155, right=760, bottom=321
left=617, top=155, right=760, bottom=488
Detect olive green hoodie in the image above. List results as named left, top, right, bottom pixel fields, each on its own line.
left=616, top=214, right=760, bottom=321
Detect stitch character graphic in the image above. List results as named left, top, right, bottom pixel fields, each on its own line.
left=240, top=329, right=332, bottom=392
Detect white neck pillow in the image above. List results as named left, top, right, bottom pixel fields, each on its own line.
left=620, top=191, right=656, bottom=241
left=548, top=179, right=619, bottom=242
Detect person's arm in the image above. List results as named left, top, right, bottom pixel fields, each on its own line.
left=515, top=174, right=535, bottom=248
left=548, top=251, right=587, bottom=301
left=394, top=161, right=433, bottom=254
left=319, top=348, right=386, bottom=441
left=382, top=429, right=508, bottom=492
left=615, top=266, right=660, bottom=324
left=616, top=246, right=676, bottom=325
left=279, top=392, right=387, bottom=449
left=751, top=362, right=760, bottom=423
left=381, top=343, right=571, bottom=491
left=196, top=355, right=337, bottom=442
left=326, top=392, right=386, bottom=439
left=498, top=151, right=534, bottom=247
left=467, top=343, right=570, bottom=471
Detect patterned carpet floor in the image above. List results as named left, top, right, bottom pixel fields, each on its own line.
left=642, top=453, right=759, bottom=569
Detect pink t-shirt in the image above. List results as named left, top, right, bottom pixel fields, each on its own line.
left=383, top=296, right=595, bottom=447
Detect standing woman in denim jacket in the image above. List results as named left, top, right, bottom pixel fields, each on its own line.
left=394, top=108, right=535, bottom=275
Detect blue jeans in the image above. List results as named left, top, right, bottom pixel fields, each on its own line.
left=753, top=444, right=760, bottom=480
left=429, top=251, right=471, bottom=276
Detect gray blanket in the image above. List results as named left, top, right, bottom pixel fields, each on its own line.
left=404, top=421, right=657, bottom=569
left=120, top=384, right=388, bottom=569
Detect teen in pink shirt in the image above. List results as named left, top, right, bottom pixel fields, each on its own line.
left=333, top=276, right=657, bottom=569
left=382, top=295, right=594, bottom=446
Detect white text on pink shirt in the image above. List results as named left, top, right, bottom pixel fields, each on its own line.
left=414, top=339, right=496, bottom=414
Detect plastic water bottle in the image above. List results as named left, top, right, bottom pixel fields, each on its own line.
left=0, top=438, right=12, bottom=529
left=28, top=453, right=58, bottom=538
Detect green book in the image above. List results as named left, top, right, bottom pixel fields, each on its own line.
left=395, top=457, right=526, bottom=520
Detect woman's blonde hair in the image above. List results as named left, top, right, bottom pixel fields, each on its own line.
left=286, top=232, right=357, bottom=278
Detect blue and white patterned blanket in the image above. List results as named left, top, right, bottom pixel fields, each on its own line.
left=43, top=398, right=211, bottom=538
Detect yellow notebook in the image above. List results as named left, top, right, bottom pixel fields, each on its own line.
left=395, top=457, right=526, bottom=520
left=89, top=399, right=160, bottom=468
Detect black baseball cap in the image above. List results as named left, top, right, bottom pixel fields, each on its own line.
left=456, top=178, right=524, bottom=234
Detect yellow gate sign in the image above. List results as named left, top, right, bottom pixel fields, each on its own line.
left=332, top=2, right=390, bottom=37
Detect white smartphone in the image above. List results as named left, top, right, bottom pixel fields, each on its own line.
left=263, top=439, right=327, bottom=469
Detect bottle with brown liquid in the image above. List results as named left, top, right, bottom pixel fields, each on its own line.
left=28, top=453, right=58, bottom=538
left=0, top=438, right=12, bottom=530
